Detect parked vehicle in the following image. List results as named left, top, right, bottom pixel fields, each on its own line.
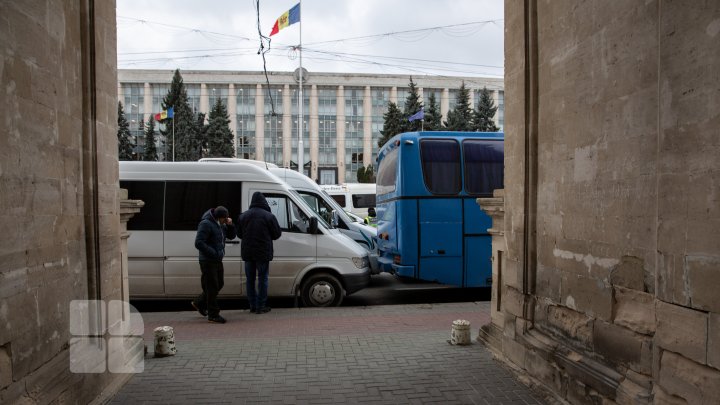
left=320, top=183, right=376, bottom=217
left=375, top=131, right=504, bottom=287
left=270, top=168, right=380, bottom=273
left=120, top=161, right=371, bottom=306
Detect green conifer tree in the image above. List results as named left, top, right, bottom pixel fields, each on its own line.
left=378, top=102, right=404, bottom=149
left=206, top=99, right=234, bottom=157
left=160, top=69, right=193, bottom=161
left=424, top=93, right=442, bottom=131
left=403, top=78, right=423, bottom=132
left=473, top=87, right=500, bottom=132
left=143, top=115, right=159, bottom=161
left=443, top=82, right=474, bottom=131
left=172, top=92, right=200, bottom=161
left=117, top=101, right=134, bottom=160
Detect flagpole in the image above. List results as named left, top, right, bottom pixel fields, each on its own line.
left=297, top=0, right=304, bottom=174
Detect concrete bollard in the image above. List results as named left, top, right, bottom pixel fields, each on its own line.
left=450, top=319, right=471, bottom=345
left=153, top=326, right=177, bottom=357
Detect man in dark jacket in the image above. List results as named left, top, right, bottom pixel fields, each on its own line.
left=238, top=192, right=282, bottom=314
left=192, top=206, right=237, bottom=324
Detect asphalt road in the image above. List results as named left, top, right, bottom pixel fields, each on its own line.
left=130, top=273, right=490, bottom=313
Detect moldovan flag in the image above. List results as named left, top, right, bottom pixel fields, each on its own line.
left=269, top=3, right=300, bottom=36
left=154, top=107, right=174, bottom=121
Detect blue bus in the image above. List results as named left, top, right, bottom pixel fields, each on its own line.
left=375, top=131, right=504, bottom=287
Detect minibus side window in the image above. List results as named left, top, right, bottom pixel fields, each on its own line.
left=299, top=191, right=334, bottom=225
left=265, top=194, right=312, bottom=233
left=330, top=194, right=346, bottom=207
left=165, top=181, right=243, bottom=231
left=121, top=181, right=164, bottom=231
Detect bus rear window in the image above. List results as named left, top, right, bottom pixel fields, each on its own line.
left=463, top=140, right=504, bottom=196
left=420, top=139, right=461, bottom=195
left=330, top=194, right=346, bottom=206
left=377, top=147, right=398, bottom=195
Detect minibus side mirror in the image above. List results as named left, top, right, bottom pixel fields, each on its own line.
left=330, top=210, right=339, bottom=228
left=308, top=217, right=319, bottom=234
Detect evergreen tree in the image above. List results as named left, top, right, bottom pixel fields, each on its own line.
left=172, top=93, right=200, bottom=161
left=206, top=98, right=234, bottom=157
left=356, top=165, right=376, bottom=183
left=195, top=112, right=208, bottom=158
left=424, top=92, right=442, bottom=131
left=143, top=115, right=159, bottom=161
left=117, top=101, right=134, bottom=160
left=473, top=87, right=500, bottom=132
left=378, top=102, right=404, bottom=148
left=160, top=69, right=192, bottom=161
left=402, top=78, right=423, bottom=132
left=443, top=82, right=474, bottom=131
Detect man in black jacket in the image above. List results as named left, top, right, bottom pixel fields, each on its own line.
left=192, top=206, right=236, bottom=324
left=238, top=192, right=282, bottom=314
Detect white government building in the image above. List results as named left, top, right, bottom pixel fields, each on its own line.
left=118, top=69, right=504, bottom=184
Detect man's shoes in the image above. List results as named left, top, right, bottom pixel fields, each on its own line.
left=255, top=307, right=271, bottom=314
left=191, top=301, right=207, bottom=317
left=208, top=315, right=226, bottom=324
left=249, top=307, right=257, bottom=314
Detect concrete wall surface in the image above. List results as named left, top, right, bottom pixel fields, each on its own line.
left=0, top=1, right=128, bottom=403
left=481, top=1, right=720, bottom=404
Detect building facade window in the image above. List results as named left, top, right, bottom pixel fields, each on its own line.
left=186, top=84, right=201, bottom=114
left=208, top=85, right=229, bottom=109
left=371, top=87, right=390, bottom=163
left=122, top=83, right=144, bottom=158
left=317, top=87, right=337, bottom=179
left=344, top=87, right=364, bottom=182
left=236, top=86, right=256, bottom=159
left=264, top=86, right=284, bottom=166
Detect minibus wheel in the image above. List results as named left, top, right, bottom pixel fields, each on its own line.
left=300, top=273, right=344, bottom=307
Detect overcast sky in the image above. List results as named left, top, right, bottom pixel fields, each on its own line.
left=116, top=0, right=504, bottom=78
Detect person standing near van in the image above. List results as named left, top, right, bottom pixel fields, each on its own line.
left=364, top=207, right=378, bottom=228
left=238, top=192, right=282, bottom=314
left=192, top=206, right=236, bottom=324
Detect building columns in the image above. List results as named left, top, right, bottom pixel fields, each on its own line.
left=336, top=86, right=346, bottom=182
left=254, top=84, right=264, bottom=161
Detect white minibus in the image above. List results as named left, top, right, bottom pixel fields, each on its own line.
left=120, top=161, right=370, bottom=307
left=320, top=183, right=376, bottom=217
left=270, top=168, right=380, bottom=273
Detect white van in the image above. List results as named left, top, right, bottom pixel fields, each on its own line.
left=270, top=169, right=380, bottom=273
left=120, top=161, right=370, bottom=307
left=320, top=183, right=376, bottom=218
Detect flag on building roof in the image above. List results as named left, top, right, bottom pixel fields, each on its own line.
left=408, top=108, right=425, bottom=122
left=154, top=107, right=174, bottom=121
left=269, top=3, right=300, bottom=36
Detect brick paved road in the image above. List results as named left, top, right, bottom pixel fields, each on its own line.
left=111, top=302, right=545, bottom=404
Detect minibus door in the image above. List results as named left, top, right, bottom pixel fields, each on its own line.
left=258, top=192, right=317, bottom=296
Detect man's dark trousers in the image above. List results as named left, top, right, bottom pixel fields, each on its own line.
left=196, top=260, right=224, bottom=317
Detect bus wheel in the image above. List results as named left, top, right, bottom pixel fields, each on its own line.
left=301, top=274, right=344, bottom=307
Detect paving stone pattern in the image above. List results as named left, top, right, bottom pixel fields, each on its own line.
left=111, top=302, right=545, bottom=404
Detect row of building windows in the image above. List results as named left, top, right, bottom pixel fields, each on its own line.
left=120, top=82, right=503, bottom=182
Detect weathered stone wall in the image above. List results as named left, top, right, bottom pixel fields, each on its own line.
left=0, top=1, right=127, bottom=403
left=482, top=1, right=720, bottom=403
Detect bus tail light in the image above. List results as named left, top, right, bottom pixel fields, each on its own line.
left=393, top=255, right=401, bottom=265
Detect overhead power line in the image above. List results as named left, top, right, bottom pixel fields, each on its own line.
left=303, top=19, right=503, bottom=46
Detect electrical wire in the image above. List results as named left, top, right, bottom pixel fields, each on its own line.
left=253, top=0, right=276, bottom=115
